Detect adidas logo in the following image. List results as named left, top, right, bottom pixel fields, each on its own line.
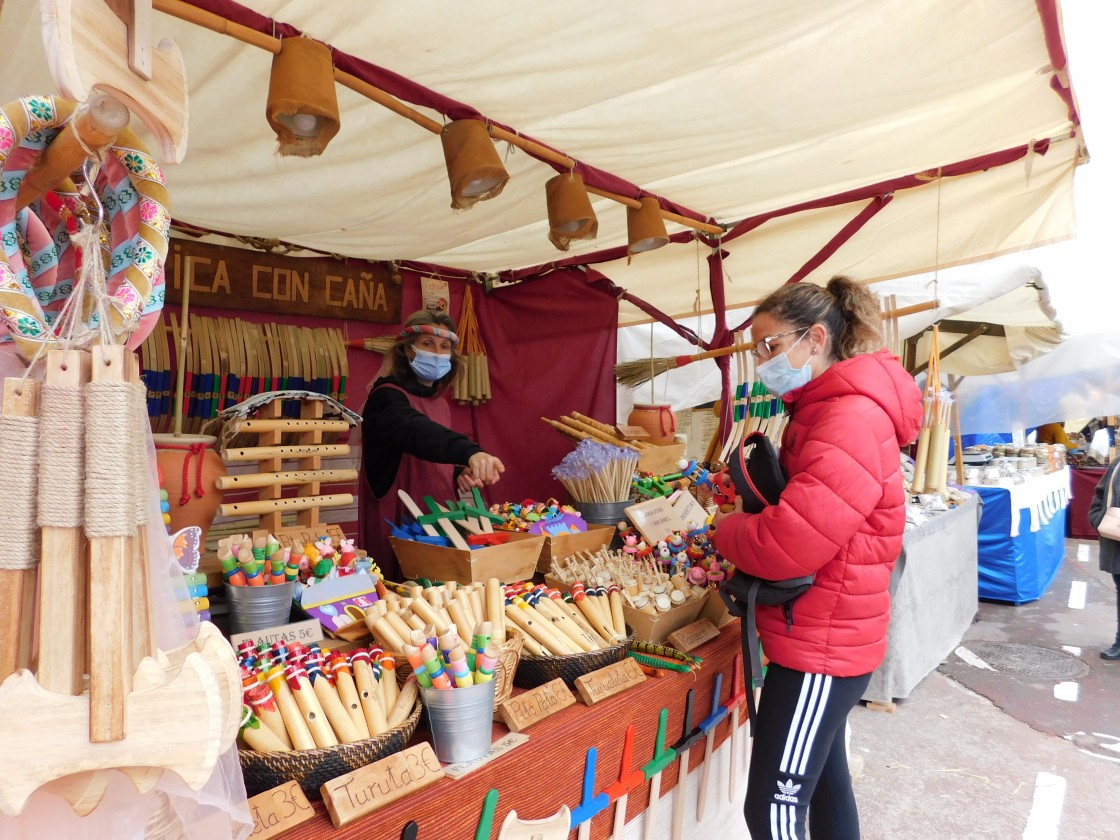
left=775, top=778, right=801, bottom=804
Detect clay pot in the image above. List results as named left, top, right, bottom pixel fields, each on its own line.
left=627, top=403, right=678, bottom=446
left=153, top=434, right=226, bottom=541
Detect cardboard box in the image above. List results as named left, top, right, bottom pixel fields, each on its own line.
left=542, top=574, right=711, bottom=644
left=535, top=523, right=617, bottom=574
left=390, top=532, right=545, bottom=584
left=622, top=592, right=709, bottom=643
left=636, top=442, right=686, bottom=476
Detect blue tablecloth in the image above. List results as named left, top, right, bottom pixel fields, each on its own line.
left=971, top=470, right=1070, bottom=604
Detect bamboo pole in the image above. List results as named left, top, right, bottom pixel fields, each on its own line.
left=223, top=443, right=349, bottom=462
left=217, top=494, right=353, bottom=518
left=215, top=468, right=358, bottom=490
left=151, top=0, right=723, bottom=236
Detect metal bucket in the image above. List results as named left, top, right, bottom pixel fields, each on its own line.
left=421, top=680, right=496, bottom=763
left=225, top=582, right=295, bottom=634
left=573, top=499, right=635, bottom=549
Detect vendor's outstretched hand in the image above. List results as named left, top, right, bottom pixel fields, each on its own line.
left=467, top=451, right=505, bottom=486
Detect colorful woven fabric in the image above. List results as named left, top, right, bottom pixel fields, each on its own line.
left=0, top=95, right=169, bottom=363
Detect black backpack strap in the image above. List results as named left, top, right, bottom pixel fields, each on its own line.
left=721, top=577, right=764, bottom=736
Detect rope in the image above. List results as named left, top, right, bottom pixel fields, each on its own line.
left=84, top=381, right=135, bottom=537
left=0, top=415, right=40, bottom=569
left=37, top=384, right=84, bottom=528
left=159, top=442, right=209, bottom=506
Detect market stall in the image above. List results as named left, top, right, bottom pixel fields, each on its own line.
left=864, top=493, right=981, bottom=706
left=0, top=1, right=1091, bottom=838
left=967, top=466, right=1071, bottom=604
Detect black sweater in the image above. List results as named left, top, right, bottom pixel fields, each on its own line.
left=361, top=375, right=482, bottom=498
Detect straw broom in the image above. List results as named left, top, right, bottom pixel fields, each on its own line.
left=616, top=299, right=941, bottom=388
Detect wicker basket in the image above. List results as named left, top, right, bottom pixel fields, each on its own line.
left=384, top=625, right=525, bottom=716
left=239, top=698, right=422, bottom=800
left=514, top=631, right=633, bottom=690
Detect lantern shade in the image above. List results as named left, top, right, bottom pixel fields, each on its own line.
left=545, top=173, right=598, bottom=250
left=627, top=196, right=669, bottom=254
left=266, top=37, right=341, bottom=157
left=441, top=120, right=510, bottom=210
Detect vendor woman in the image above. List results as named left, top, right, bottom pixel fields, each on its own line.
left=359, top=310, right=505, bottom=579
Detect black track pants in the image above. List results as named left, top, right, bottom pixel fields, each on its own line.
left=744, top=663, right=872, bottom=839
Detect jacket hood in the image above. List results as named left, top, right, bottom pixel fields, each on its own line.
left=783, top=349, right=923, bottom=446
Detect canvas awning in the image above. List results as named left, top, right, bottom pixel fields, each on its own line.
left=0, top=0, right=1086, bottom=327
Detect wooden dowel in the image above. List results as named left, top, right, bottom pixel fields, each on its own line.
left=232, top=418, right=351, bottom=433
left=215, top=468, right=358, bottom=490
left=15, top=93, right=129, bottom=211
left=222, top=443, right=349, bottom=462
left=151, top=0, right=723, bottom=237
left=0, top=379, right=40, bottom=683
left=217, top=494, right=353, bottom=518
left=88, top=346, right=131, bottom=742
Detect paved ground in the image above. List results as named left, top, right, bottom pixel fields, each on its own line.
left=845, top=537, right=1120, bottom=840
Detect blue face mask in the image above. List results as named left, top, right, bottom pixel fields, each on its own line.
left=756, top=330, right=812, bottom=397
left=409, top=348, right=452, bottom=382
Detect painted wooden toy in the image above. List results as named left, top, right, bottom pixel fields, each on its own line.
left=496, top=805, right=571, bottom=840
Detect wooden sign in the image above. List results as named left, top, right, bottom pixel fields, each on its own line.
left=165, top=240, right=403, bottom=324
left=616, top=424, right=651, bottom=441
left=667, top=618, right=720, bottom=652
left=497, top=678, right=576, bottom=733
left=442, top=731, right=530, bottom=780
left=625, top=497, right=688, bottom=545
left=230, top=618, right=323, bottom=650
left=321, top=742, right=445, bottom=828
left=671, top=491, right=709, bottom=532
left=247, top=780, right=315, bottom=840
left=574, top=658, right=646, bottom=706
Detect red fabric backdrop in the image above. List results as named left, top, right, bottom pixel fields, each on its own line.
left=468, top=268, right=619, bottom=504
left=194, top=265, right=617, bottom=522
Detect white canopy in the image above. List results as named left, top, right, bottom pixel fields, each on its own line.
left=0, top=0, right=1085, bottom=324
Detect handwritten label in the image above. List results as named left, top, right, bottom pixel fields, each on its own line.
left=230, top=618, right=323, bottom=650
left=254, top=524, right=346, bottom=550
left=574, top=658, right=647, bottom=706
left=321, top=743, right=445, bottom=828
left=497, top=678, right=576, bottom=733
left=667, top=618, right=720, bottom=652
left=625, top=497, right=688, bottom=545
left=671, top=492, right=709, bottom=532
left=442, top=732, right=530, bottom=780
left=247, top=781, right=314, bottom=840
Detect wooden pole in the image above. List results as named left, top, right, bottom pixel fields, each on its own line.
left=14, top=93, right=130, bottom=211
left=150, top=0, right=724, bottom=236
left=173, top=255, right=191, bottom=437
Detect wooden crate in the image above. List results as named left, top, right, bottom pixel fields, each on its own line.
left=390, top=532, right=545, bottom=584
left=535, top=523, right=617, bottom=574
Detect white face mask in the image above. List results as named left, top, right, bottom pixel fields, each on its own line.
left=756, top=330, right=812, bottom=396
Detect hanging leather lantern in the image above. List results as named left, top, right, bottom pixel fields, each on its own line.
left=627, top=196, right=669, bottom=255
left=545, top=172, right=598, bottom=251
left=265, top=37, right=341, bottom=157
left=440, top=120, right=509, bottom=209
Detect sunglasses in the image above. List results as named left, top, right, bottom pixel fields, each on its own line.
left=751, top=327, right=809, bottom=361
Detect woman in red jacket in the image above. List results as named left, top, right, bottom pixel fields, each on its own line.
left=714, top=277, right=922, bottom=840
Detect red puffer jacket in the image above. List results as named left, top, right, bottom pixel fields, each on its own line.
left=714, top=349, right=922, bottom=677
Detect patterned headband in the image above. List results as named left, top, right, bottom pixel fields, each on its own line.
left=396, top=324, right=460, bottom=346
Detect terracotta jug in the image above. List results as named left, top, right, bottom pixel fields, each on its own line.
left=627, top=403, right=678, bottom=446
left=153, top=433, right=226, bottom=541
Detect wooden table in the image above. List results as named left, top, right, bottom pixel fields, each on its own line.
left=295, top=621, right=747, bottom=839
